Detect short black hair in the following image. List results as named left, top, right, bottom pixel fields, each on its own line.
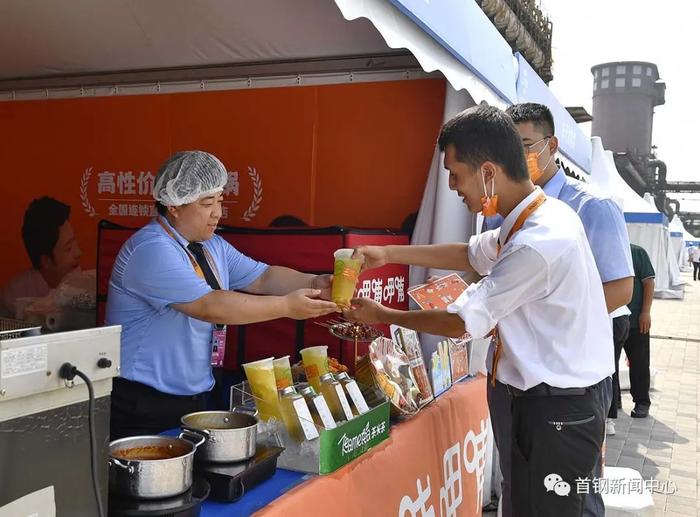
left=155, top=201, right=168, bottom=216
left=269, top=215, right=307, bottom=227
left=438, top=105, right=529, bottom=181
left=22, top=197, right=71, bottom=269
left=505, top=102, right=555, bottom=137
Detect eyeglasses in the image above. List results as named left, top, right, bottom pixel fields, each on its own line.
left=523, top=137, right=552, bottom=154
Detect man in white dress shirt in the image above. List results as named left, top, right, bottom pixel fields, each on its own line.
left=345, top=105, right=613, bottom=516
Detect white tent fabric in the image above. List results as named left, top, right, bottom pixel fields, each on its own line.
left=669, top=216, right=690, bottom=271
left=589, top=138, right=683, bottom=299
left=0, top=0, right=510, bottom=109
left=333, top=0, right=508, bottom=108
left=683, top=228, right=700, bottom=245
left=0, top=0, right=393, bottom=79
left=589, top=137, right=624, bottom=209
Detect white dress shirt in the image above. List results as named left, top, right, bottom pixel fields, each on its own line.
left=447, top=187, right=614, bottom=390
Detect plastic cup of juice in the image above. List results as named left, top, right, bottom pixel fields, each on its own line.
left=331, top=249, right=363, bottom=309
left=242, top=357, right=281, bottom=421
left=300, top=346, right=329, bottom=392
left=273, top=355, right=293, bottom=390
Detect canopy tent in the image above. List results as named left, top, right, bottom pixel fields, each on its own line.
left=589, top=137, right=682, bottom=298
left=3, top=0, right=539, bottom=500
left=0, top=0, right=514, bottom=108
left=669, top=216, right=691, bottom=271
left=684, top=229, right=700, bottom=246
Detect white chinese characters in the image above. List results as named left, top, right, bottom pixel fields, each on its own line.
left=357, top=276, right=407, bottom=305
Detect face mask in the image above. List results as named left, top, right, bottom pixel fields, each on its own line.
left=480, top=169, right=499, bottom=217
left=526, top=138, right=553, bottom=183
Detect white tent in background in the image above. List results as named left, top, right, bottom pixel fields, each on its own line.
left=589, top=137, right=683, bottom=299
left=588, top=137, right=624, bottom=209
left=669, top=216, right=691, bottom=271
left=642, top=193, right=684, bottom=290
left=684, top=228, right=700, bottom=246
left=620, top=173, right=683, bottom=298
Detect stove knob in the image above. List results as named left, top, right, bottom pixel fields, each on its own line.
left=97, top=358, right=113, bottom=369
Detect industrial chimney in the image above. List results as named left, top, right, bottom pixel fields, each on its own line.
left=590, top=61, right=665, bottom=157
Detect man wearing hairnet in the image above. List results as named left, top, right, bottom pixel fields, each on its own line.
left=106, top=151, right=338, bottom=439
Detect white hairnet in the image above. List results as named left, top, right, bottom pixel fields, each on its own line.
left=153, top=150, right=228, bottom=206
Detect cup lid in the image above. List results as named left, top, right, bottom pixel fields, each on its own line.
left=333, top=248, right=354, bottom=259
left=300, top=345, right=328, bottom=354
left=242, top=356, right=274, bottom=368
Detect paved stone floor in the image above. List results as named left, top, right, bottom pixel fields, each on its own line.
left=485, top=270, right=700, bottom=516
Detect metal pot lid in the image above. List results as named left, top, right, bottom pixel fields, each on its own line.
left=181, top=410, right=257, bottom=431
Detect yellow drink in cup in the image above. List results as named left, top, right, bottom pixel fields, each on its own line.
left=332, top=248, right=363, bottom=308
left=273, top=355, right=293, bottom=389
left=300, top=346, right=329, bottom=392
left=242, top=357, right=281, bottom=421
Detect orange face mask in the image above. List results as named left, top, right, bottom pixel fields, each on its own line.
left=480, top=170, right=499, bottom=217
left=526, top=138, right=553, bottom=183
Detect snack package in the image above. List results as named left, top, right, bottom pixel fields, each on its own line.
left=430, top=340, right=452, bottom=397
left=390, top=325, right=433, bottom=406
left=356, top=337, right=421, bottom=417
left=446, top=338, right=469, bottom=383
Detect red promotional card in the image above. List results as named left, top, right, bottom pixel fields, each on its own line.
left=407, top=273, right=469, bottom=310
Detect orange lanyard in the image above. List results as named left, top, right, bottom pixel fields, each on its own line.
left=156, top=217, right=209, bottom=280
left=497, top=192, right=547, bottom=256
left=491, top=192, right=546, bottom=386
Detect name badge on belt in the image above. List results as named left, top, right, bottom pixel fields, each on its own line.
left=211, top=325, right=227, bottom=367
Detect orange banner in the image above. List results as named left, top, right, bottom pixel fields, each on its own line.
left=0, top=79, right=445, bottom=286
left=255, top=377, right=490, bottom=517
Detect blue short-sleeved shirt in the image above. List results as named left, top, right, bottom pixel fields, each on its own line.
left=105, top=218, right=268, bottom=395
left=483, top=168, right=633, bottom=283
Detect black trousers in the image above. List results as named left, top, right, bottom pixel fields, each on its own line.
left=110, top=378, right=208, bottom=440
left=624, top=328, right=651, bottom=407
left=609, top=315, right=631, bottom=419
left=511, top=380, right=606, bottom=517
left=694, top=262, right=700, bottom=281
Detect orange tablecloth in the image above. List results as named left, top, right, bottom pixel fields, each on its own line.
left=255, top=376, right=489, bottom=517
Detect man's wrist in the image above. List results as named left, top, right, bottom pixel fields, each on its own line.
left=384, top=245, right=395, bottom=265
left=377, top=305, right=393, bottom=325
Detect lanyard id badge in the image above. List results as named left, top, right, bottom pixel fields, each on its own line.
left=211, top=325, right=227, bottom=367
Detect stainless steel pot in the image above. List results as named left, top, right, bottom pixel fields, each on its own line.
left=108, top=434, right=205, bottom=499
left=180, top=409, right=257, bottom=463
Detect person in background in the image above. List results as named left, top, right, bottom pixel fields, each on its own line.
left=619, top=244, right=655, bottom=418
left=690, top=245, right=700, bottom=281
left=106, top=151, right=338, bottom=439
left=0, top=197, right=82, bottom=319
left=483, top=103, right=633, bottom=517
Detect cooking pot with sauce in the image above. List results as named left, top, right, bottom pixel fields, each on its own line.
left=108, top=433, right=205, bottom=499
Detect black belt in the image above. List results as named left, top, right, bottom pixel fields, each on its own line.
left=113, top=377, right=207, bottom=401
left=507, top=382, right=595, bottom=398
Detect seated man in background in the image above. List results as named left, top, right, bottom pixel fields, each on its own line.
left=0, top=197, right=82, bottom=319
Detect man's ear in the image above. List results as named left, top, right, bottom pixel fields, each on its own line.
left=167, top=205, right=179, bottom=219
left=549, top=135, right=559, bottom=155
left=481, top=161, right=497, bottom=183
